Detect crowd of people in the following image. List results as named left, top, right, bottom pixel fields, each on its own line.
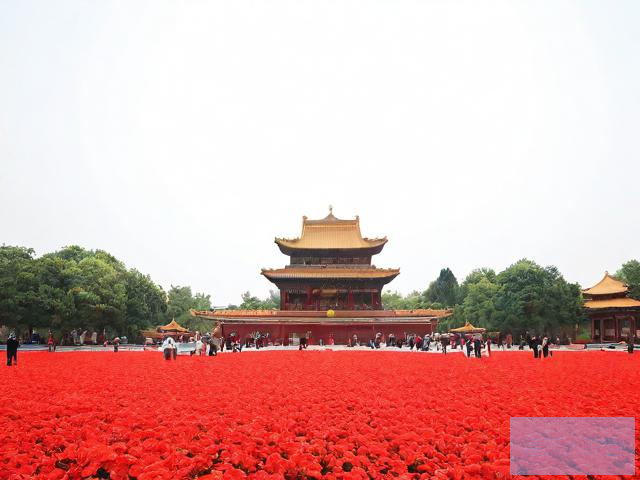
left=159, top=330, right=247, bottom=360
left=4, top=327, right=637, bottom=365
left=346, top=332, right=495, bottom=357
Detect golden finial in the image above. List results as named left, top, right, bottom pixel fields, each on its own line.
left=329, top=204, right=333, bottom=214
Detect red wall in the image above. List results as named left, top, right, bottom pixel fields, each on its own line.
left=221, top=322, right=435, bottom=346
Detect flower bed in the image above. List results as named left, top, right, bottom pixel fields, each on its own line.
left=0, top=351, right=638, bottom=479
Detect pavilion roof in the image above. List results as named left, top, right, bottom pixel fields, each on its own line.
left=261, top=267, right=400, bottom=280
left=449, top=321, right=486, bottom=333
left=583, top=272, right=628, bottom=296
left=584, top=297, right=640, bottom=309
left=158, top=318, right=190, bottom=332
left=275, top=211, right=387, bottom=251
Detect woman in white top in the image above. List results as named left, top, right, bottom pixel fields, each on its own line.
left=162, top=336, right=177, bottom=360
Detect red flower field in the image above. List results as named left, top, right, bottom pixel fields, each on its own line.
left=0, top=350, right=638, bottom=479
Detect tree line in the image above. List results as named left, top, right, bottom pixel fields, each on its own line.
left=383, top=259, right=640, bottom=339
left=2, top=244, right=639, bottom=342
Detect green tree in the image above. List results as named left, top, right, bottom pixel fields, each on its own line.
left=616, top=260, right=640, bottom=300
left=425, top=268, right=460, bottom=307
left=166, top=285, right=213, bottom=331
left=457, top=277, right=500, bottom=330
left=493, top=259, right=583, bottom=336
left=459, top=268, right=497, bottom=301
left=124, top=269, right=167, bottom=336
left=381, top=291, right=407, bottom=309
left=0, top=246, right=41, bottom=336
left=235, top=291, right=279, bottom=310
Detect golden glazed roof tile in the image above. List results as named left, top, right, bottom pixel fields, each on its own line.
left=583, top=272, right=629, bottom=296
left=584, top=297, right=640, bottom=309
left=275, top=211, right=387, bottom=250
left=261, top=267, right=400, bottom=280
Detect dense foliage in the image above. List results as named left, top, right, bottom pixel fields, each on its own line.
left=384, top=258, right=639, bottom=338
left=616, top=259, right=640, bottom=300
left=0, top=245, right=167, bottom=341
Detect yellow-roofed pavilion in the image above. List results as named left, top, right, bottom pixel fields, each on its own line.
left=584, top=272, right=640, bottom=343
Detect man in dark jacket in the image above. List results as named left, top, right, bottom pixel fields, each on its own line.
left=473, top=337, right=482, bottom=358
left=7, top=333, right=19, bottom=366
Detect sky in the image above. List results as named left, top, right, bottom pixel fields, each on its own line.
left=1, top=1, right=639, bottom=305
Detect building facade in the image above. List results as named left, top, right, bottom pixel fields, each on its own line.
left=584, top=272, right=640, bottom=343
left=192, top=210, right=451, bottom=345
left=262, top=210, right=398, bottom=310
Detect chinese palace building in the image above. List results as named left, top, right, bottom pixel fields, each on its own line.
left=584, top=272, right=640, bottom=343
left=192, top=210, right=451, bottom=345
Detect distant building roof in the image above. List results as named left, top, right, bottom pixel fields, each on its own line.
left=583, top=272, right=629, bottom=296
left=274, top=211, right=387, bottom=252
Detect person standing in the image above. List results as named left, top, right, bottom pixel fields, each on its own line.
left=542, top=336, right=549, bottom=358
left=628, top=336, right=635, bottom=354
left=440, top=335, right=448, bottom=355
left=387, top=333, right=395, bottom=347
left=162, top=336, right=176, bottom=360
left=473, top=337, right=482, bottom=358
left=465, top=337, right=473, bottom=358
left=6, top=333, right=19, bottom=366
left=47, top=330, right=56, bottom=353
left=531, top=336, right=539, bottom=358
left=486, top=337, right=492, bottom=357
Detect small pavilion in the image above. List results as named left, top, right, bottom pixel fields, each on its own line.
left=449, top=322, right=486, bottom=334
left=140, top=319, right=191, bottom=340
left=583, top=272, right=640, bottom=343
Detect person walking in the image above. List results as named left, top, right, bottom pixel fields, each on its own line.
left=486, top=337, right=492, bottom=357
left=628, top=336, right=635, bottom=354
left=387, top=333, right=395, bottom=347
left=6, top=333, right=19, bottom=366
left=465, top=337, right=473, bottom=358
left=531, top=336, right=539, bottom=358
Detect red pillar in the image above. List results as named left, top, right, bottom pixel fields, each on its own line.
left=615, top=316, right=619, bottom=342
left=348, top=290, right=354, bottom=309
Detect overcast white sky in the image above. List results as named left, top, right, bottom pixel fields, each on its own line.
left=1, top=1, right=639, bottom=305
